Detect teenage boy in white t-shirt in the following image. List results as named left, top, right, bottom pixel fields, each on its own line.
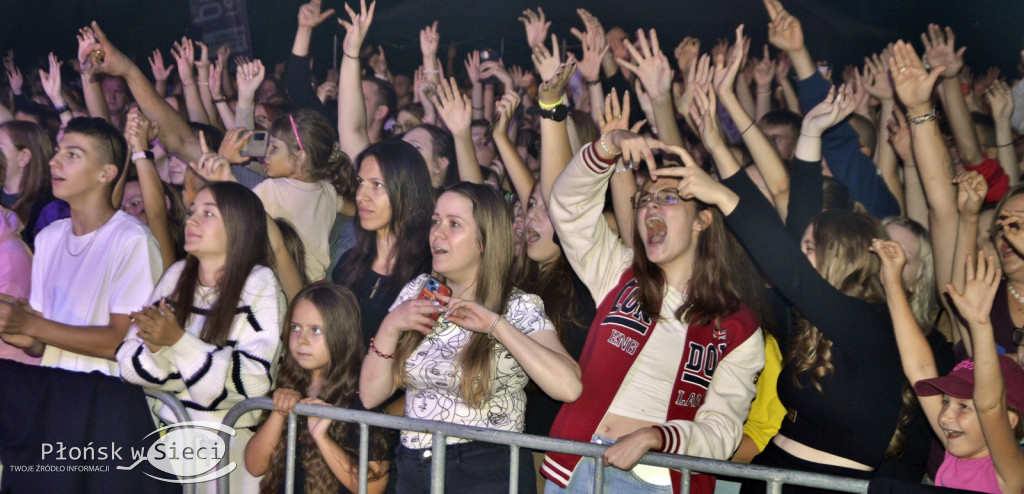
left=0, top=117, right=161, bottom=376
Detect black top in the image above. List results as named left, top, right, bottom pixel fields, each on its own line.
left=283, top=398, right=395, bottom=494
left=524, top=270, right=595, bottom=437
left=332, top=251, right=400, bottom=349
left=723, top=168, right=904, bottom=468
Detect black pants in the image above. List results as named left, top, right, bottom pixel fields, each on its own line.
left=738, top=441, right=874, bottom=494
left=394, top=441, right=537, bottom=494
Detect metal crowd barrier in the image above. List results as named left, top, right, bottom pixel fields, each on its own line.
left=216, top=397, right=869, bottom=494
left=142, top=389, right=195, bottom=494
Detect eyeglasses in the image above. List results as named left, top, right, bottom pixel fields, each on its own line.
left=632, top=189, right=683, bottom=210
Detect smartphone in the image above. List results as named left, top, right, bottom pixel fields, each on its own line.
left=480, top=49, right=502, bottom=85
left=417, top=276, right=451, bottom=307
left=241, top=130, right=269, bottom=158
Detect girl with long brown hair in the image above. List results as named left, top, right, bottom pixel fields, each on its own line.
left=0, top=120, right=56, bottom=246
left=116, top=181, right=285, bottom=493
left=246, top=284, right=393, bottom=494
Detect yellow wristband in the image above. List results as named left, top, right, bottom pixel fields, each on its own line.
left=538, top=97, right=564, bottom=110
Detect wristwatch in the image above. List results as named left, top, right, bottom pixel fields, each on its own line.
left=538, top=104, right=568, bottom=122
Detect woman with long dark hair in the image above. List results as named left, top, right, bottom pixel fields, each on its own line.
left=116, top=181, right=285, bottom=493
left=331, top=140, right=434, bottom=347
left=0, top=120, right=56, bottom=246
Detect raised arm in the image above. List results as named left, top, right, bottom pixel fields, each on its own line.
left=147, top=49, right=174, bottom=98
left=536, top=58, right=576, bottom=205
left=923, top=25, right=983, bottom=167
left=713, top=29, right=792, bottom=220
left=945, top=253, right=1024, bottom=494
left=337, top=0, right=376, bottom=158
left=601, top=90, right=640, bottom=247
left=171, top=37, right=211, bottom=125
left=77, top=28, right=111, bottom=121
left=39, top=53, right=73, bottom=125
left=126, top=108, right=177, bottom=270
left=432, top=77, right=482, bottom=183
left=889, top=41, right=959, bottom=292
left=194, top=42, right=222, bottom=130
left=86, top=22, right=201, bottom=162
left=986, top=80, right=1019, bottom=186
left=618, top=29, right=682, bottom=147
left=491, top=91, right=534, bottom=203
left=860, top=51, right=905, bottom=213
left=763, top=0, right=815, bottom=81
left=234, top=60, right=265, bottom=130
left=752, top=45, right=776, bottom=121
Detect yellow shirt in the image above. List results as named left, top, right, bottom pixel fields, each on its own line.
left=742, top=334, right=785, bottom=451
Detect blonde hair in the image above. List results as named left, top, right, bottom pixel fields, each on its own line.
left=882, top=217, right=938, bottom=331
left=392, top=183, right=514, bottom=407
left=789, top=210, right=887, bottom=392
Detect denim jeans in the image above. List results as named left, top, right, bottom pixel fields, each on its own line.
left=543, top=435, right=672, bottom=494
left=395, top=441, right=537, bottom=494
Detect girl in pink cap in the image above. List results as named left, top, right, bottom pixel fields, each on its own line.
left=874, top=240, right=1024, bottom=494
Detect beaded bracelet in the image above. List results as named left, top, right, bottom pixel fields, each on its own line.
left=487, top=315, right=503, bottom=340
left=599, top=131, right=622, bottom=156
left=368, top=337, right=394, bottom=359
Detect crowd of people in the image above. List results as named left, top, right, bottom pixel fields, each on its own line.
left=1, top=0, right=1024, bottom=492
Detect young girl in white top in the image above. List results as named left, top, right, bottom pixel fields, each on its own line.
left=117, top=181, right=285, bottom=493
left=255, top=109, right=356, bottom=281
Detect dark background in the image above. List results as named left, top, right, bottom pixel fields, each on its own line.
left=1, top=0, right=1022, bottom=82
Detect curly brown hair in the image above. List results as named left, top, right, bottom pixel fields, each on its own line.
left=259, top=284, right=391, bottom=494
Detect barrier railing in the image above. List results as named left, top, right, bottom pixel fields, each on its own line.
left=216, top=397, right=869, bottom=494
left=142, top=389, right=195, bottom=494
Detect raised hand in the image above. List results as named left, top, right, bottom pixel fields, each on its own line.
left=764, top=0, right=804, bottom=53
left=921, top=24, right=965, bottom=78
left=216, top=43, right=231, bottom=65
left=464, top=50, right=482, bottom=86
left=190, top=130, right=234, bottom=182
left=985, top=79, right=1013, bottom=122
left=39, top=53, right=65, bottom=105
left=124, top=107, right=157, bottom=153
left=954, top=170, right=988, bottom=216
left=432, top=77, right=472, bottom=135
left=674, top=37, right=701, bottom=74
left=519, top=7, right=551, bottom=49
left=236, top=59, right=266, bottom=101
left=531, top=34, right=562, bottom=83
left=78, top=22, right=133, bottom=77
left=886, top=109, right=913, bottom=162
left=857, top=52, right=893, bottom=100
left=298, top=0, right=336, bottom=28
left=619, top=29, right=674, bottom=100
left=576, top=28, right=609, bottom=83
left=5, top=65, right=22, bottom=96
left=801, top=85, right=856, bottom=136
left=194, top=41, right=212, bottom=73
left=171, top=37, right=197, bottom=84
left=945, top=252, right=1001, bottom=327
left=870, top=238, right=907, bottom=290
left=888, top=40, right=945, bottom=111
left=419, top=21, right=440, bottom=59
left=775, top=51, right=792, bottom=81
left=338, top=0, right=376, bottom=58
left=316, top=81, right=338, bottom=103
left=689, top=79, right=725, bottom=151
left=711, top=25, right=749, bottom=97
left=753, top=45, right=775, bottom=92
left=598, top=88, right=633, bottom=134
left=148, top=49, right=175, bottom=82
left=492, top=91, right=520, bottom=136
left=219, top=126, right=253, bottom=163
left=538, top=58, right=577, bottom=106
left=648, top=146, right=731, bottom=206
left=209, top=59, right=224, bottom=97
left=480, top=60, right=513, bottom=89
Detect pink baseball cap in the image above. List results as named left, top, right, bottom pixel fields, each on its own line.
left=914, top=355, right=1024, bottom=412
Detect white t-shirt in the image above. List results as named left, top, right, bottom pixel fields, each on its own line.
left=391, top=274, right=555, bottom=449
left=30, top=211, right=162, bottom=376
left=253, top=178, right=339, bottom=281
